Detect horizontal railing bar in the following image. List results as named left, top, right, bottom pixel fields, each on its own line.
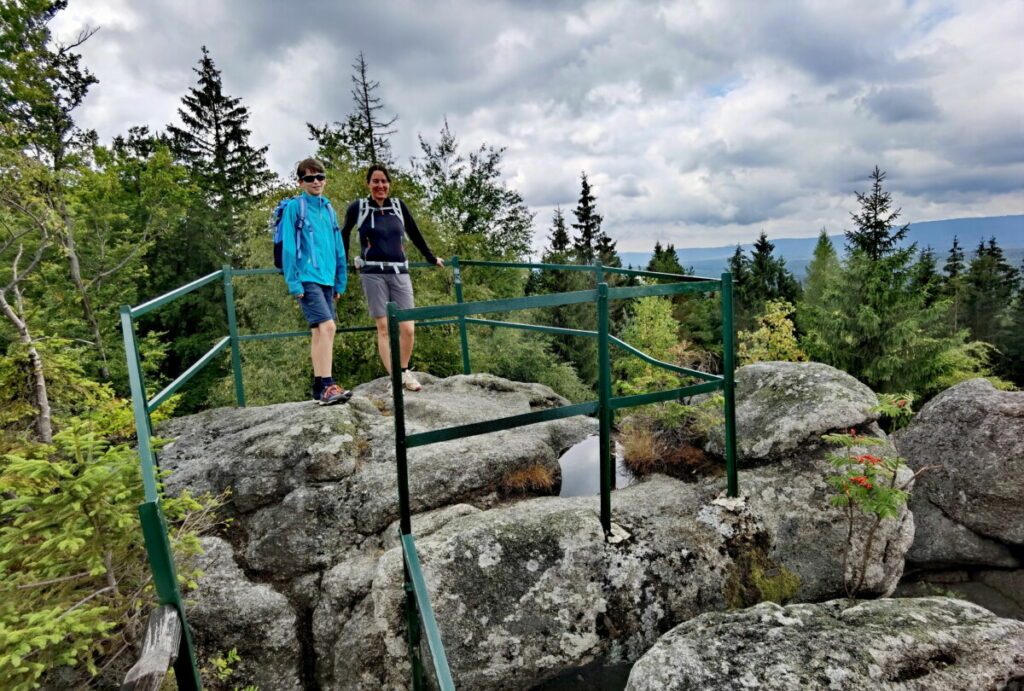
left=230, top=268, right=280, bottom=276
left=609, top=380, right=724, bottom=410
left=464, top=318, right=599, bottom=339
left=459, top=259, right=602, bottom=273
left=236, top=319, right=458, bottom=343
left=401, top=535, right=455, bottom=690
left=608, top=280, right=721, bottom=300
left=608, top=336, right=722, bottom=381
left=599, top=265, right=718, bottom=282
left=394, top=289, right=599, bottom=322
left=407, top=401, right=599, bottom=448
left=239, top=331, right=314, bottom=341
left=130, top=270, right=224, bottom=318
left=147, top=337, right=230, bottom=412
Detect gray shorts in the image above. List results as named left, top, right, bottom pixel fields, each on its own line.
left=360, top=272, right=414, bottom=318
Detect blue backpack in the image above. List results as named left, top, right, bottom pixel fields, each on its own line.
left=270, top=195, right=306, bottom=271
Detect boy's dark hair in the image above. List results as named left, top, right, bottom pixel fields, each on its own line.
left=365, top=164, right=391, bottom=183
left=296, top=158, right=326, bottom=178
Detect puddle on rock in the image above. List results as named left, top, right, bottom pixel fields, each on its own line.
left=558, top=435, right=635, bottom=497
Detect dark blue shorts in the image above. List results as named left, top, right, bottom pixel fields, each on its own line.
left=298, top=283, right=336, bottom=327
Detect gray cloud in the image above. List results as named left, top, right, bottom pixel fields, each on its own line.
left=56, top=0, right=1024, bottom=252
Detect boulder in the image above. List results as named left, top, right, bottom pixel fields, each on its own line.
left=189, top=537, right=302, bottom=689
left=625, top=597, right=1024, bottom=690
left=896, top=378, right=1024, bottom=549
left=705, top=362, right=880, bottom=461
left=159, top=375, right=597, bottom=577
left=162, top=366, right=923, bottom=689
left=904, top=496, right=1019, bottom=569
left=316, top=462, right=914, bottom=689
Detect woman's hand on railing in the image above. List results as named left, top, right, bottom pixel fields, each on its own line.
left=436, top=257, right=446, bottom=268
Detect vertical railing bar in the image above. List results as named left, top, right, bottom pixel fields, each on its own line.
left=120, top=306, right=159, bottom=503
left=597, top=282, right=612, bottom=534
left=222, top=264, right=245, bottom=407
left=452, top=256, right=471, bottom=375
left=389, top=301, right=412, bottom=535
left=721, top=272, right=739, bottom=497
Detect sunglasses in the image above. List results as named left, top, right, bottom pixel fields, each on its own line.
left=300, top=174, right=326, bottom=183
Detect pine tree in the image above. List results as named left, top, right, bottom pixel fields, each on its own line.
left=797, top=229, right=842, bottom=342
left=166, top=46, right=273, bottom=222
left=571, top=172, right=603, bottom=263
left=310, top=53, right=397, bottom=167
left=846, top=166, right=909, bottom=261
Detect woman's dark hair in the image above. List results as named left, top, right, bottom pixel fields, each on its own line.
left=366, top=164, right=391, bottom=183
left=296, top=158, right=325, bottom=177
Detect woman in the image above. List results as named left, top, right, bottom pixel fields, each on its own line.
left=341, top=164, right=445, bottom=391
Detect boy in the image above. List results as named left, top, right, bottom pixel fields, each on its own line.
left=281, top=158, right=352, bottom=405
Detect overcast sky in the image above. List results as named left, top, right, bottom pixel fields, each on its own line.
left=54, top=0, right=1023, bottom=253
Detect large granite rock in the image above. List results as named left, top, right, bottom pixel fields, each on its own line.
left=189, top=537, right=302, bottom=689
left=160, top=374, right=597, bottom=577
left=165, top=366, right=920, bottom=688
left=705, top=361, right=880, bottom=461
left=625, top=597, right=1024, bottom=690
left=896, top=378, right=1024, bottom=557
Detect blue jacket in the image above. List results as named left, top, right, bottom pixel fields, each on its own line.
left=281, top=192, right=347, bottom=296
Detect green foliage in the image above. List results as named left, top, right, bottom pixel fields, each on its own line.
left=613, top=295, right=679, bottom=396
left=737, top=299, right=807, bottom=365
left=872, top=392, right=914, bottom=432
left=467, top=326, right=591, bottom=403
left=0, top=415, right=224, bottom=689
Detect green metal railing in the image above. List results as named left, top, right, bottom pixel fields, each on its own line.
left=120, top=259, right=738, bottom=690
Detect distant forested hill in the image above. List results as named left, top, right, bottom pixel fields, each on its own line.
left=620, top=215, right=1024, bottom=279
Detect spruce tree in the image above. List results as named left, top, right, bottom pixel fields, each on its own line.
left=571, top=172, right=603, bottom=263
left=797, top=229, right=842, bottom=339
left=910, top=247, right=941, bottom=307
left=647, top=242, right=685, bottom=275
left=963, top=237, right=1019, bottom=346
left=942, top=235, right=967, bottom=332
left=803, top=168, right=969, bottom=394
left=846, top=166, right=909, bottom=260
left=166, top=46, right=273, bottom=222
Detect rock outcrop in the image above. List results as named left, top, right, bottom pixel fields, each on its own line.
left=705, top=361, right=881, bottom=462
left=895, top=378, right=1023, bottom=568
left=625, top=597, right=1024, bottom=690
left=163, top=365, right=921, bottom=688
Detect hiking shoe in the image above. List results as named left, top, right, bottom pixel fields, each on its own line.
left=402, top=370, right=422, bottom=392
left=319, top=384, right=353, bottom=406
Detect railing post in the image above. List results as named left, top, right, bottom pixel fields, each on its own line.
left=721, top=273, right=739, bottom=497
left=120, top=305, right=201, bottom=690
left=597, top=282, right=612, bottom=534
left=222, top=265, right=245, bottom=407
left=389, top=301, right=424, bottom=688
left=388, top=302, right=412, bottom=536
left=593, top=259, right=604, bottom=286
left=452, top=256, right=471, bottom=375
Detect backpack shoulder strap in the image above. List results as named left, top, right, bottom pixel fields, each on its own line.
left=356, top=197, right=370, bottom=229
left=295, top=196, right=307, bottom=229
left=391, top=197, right=404, bottom=226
